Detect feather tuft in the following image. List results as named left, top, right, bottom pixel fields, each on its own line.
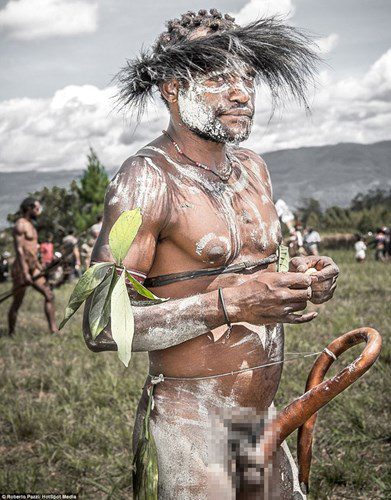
left=114, top=16, right=320, bottom=119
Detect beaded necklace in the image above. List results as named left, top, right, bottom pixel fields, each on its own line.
left=162, top=130, right=233, bottom=182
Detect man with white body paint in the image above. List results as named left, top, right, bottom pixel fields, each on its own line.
left=83, top=10, right=339, bottom=498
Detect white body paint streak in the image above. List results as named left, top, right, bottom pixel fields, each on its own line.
left=268, top=218, right=282, bottom=245
left=261, top=194, right=270, bottom=204
left=196, top=232, right=217, bottom=256
left=229, top=155, right=249, bottom=194
left=133, top=295, right=208, bottom=351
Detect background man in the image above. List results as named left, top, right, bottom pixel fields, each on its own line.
left=304, top=227, right=322, bottom=256
left=8, top=197, right=57, bottom=335
left=83, top=10, right=339, bottom=498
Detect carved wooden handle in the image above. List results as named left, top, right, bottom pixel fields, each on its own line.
left=262, top=328, right=382, bottom=494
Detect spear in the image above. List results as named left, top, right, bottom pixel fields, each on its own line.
left=0, top=251, right=70, bottom=304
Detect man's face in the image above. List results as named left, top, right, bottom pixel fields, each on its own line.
left=30, top=201, right=42, bottom=220
left=177, top=66, right=255, bottom=144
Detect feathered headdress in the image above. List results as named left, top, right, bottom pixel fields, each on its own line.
left=115, top=15, right=320, bottom=119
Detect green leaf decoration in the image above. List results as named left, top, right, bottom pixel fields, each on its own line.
left=125, top=271, right=164, bottom=301
left=111, top=269, right=134, bottom=367
left=59, top=262, right=112, bottom=329
left=89, top=266, right=117, bottom=339
left=277, top=244, right=290, bottom=273
left=133, top=388, right=159, bottom=500
left=109, top=208, right=142, bottom=266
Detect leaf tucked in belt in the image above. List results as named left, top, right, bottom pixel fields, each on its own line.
left=133, top=386, right=159, bottom=500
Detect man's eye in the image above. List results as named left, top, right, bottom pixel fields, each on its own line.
left=211, top=75, right=226, bottom=83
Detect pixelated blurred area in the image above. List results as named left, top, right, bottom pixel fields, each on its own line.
left=207, top=407, right=305, bottom=499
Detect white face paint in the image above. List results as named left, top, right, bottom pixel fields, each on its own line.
left=177, top=70, right=254, bottom=144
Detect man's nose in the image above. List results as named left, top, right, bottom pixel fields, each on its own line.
left=228, top=83, right=251, bottom=104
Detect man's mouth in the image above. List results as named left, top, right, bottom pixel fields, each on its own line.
left=220, top=110, right=253, bottom=118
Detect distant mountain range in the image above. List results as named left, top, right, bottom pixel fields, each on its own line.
left=1, top=140, right=390, bottom=229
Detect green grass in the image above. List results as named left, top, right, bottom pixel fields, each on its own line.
left=0, top=250, right=390, bottom=499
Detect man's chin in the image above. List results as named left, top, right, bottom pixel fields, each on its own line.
left=224, top=128, right=252, bottom=144
left=184, top=121, right=252, bottom=145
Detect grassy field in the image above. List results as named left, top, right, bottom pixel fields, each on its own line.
left=0, top=250, right=389, bottom=499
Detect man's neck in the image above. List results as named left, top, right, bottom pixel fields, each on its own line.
left=167, top=122, right=227, bottom=169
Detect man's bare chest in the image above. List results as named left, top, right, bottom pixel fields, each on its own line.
left=166, top=174, right=281, bottom=267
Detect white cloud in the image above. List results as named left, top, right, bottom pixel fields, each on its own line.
left=315, top=33, right=339, bottom=54
left=231, top=0, right=295, bottom=25
left=0, top=85, right=166, bottom=173
left=0, top=49, right=391, bottom=173
left=0, top=0, right=98, bottom=40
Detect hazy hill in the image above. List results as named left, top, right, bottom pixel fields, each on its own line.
left=267, top=140, right=391, bottom=209
left=1, top=140, right=390, bottom=228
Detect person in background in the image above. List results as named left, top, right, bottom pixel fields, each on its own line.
left=40, top=233, right=54, bottom=268
left=0, top=251, right=11, bottom=282
left=81, top=238, right=95, bottom=270
left=90, top=215, right=103, bottom=241
left=62, top=230, right=81, bottom=280
left=384, top=226, right=390, bottom=259
left=354, top=234, right=367, bottom=263
left=289, top=223, right=305, bottom=257
left=8, top=197, right=57, bottom=335
left=304, top=227, right=321, bottom=256
left=374, top=228, right=387, bottom=262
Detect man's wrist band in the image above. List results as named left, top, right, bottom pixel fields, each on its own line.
left=218, top=287, right=232, bottom=338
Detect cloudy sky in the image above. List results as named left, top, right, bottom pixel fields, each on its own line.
left=0, top=0, right=390, bottom=173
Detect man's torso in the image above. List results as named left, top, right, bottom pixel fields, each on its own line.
left=131, top=144, right=284, bottom=409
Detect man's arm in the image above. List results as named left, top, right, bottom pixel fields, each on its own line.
left=13, top=220, right=31, bottom=283
left=83, top=289, right=232, bottom=352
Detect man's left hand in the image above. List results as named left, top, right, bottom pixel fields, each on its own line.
left=289, top=255, right=339, bottom=304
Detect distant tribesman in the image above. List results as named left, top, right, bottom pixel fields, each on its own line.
left=90, top=215, right=103, bottom=241
left=304, top=227, right=321, bottom=256
left=8, top=197, right=57, bottom=335
left=0, top=251, right=11, bottom=282
left=354, top=234, right=367, bottom=263
left=40, top=233, right=54, bottom=268
left=374, top=227, right=387, bottom=262
left=81, top=238, right=95, bottom=269
left=62, top=230, right=82, bottom=280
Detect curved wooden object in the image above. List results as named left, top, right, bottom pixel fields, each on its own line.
left=262, top=327, right=382, bottom=495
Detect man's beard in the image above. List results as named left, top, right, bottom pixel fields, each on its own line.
left=177, top=83, right=253, bottom=144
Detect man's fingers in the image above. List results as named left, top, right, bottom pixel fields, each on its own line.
left=289, top=275, right=318, bottom=289
left=284, top=311, right=318, bottom=324
left=315, top=264, right=339, bottom=282
left=283, top=302, right=308, bottom=313
left=278, top=272, right=313, bottom=289
left=289, top=257, right=308, bottom=273
left=311, top=281, right=338, bottom=304
left=282, top=288, right=312, bottom=302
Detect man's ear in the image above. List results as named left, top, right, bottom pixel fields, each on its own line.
left=160, top=80, right=180, bottom=104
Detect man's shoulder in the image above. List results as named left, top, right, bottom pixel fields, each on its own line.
left=111, top=152, right=167, bottom=186
left=14, top=217, right=28, bottom=233
left=234, top=147, right=268, bottom=171
left=105, top=152, right=170, bottom=220
left=233, top=146, right=271, bottom=187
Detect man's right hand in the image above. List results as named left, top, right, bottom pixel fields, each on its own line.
left=225, top=271, right=318, bottom=325
left=23, top=272, right=33, bottom=285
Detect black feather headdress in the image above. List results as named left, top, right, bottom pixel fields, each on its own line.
left=115, top=16, right=320, bottom=118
